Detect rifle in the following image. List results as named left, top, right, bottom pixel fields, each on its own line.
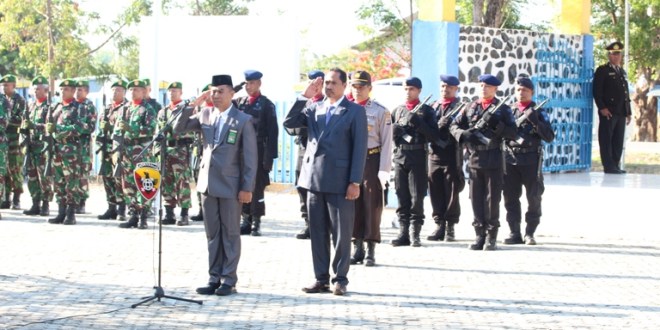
left=399, top=94, right=432, bottom=143
left=434, top=102, right=468, bottom=149
left=96, top=99, right=127, bottom=175
left=21, top=102, right=33, bottom=176
left=472, top=94, right=513, bottom=146
left=43, top=101, right=56, bottom=177
left=112, top=103, right=130, bottom=178
left=514, top=99, right=550, bottom=145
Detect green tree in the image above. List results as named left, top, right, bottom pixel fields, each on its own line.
left=161, top=0, right=253, bottom=15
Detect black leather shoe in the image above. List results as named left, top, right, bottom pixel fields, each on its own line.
left=333, top=283, right=347, bottom=296
left=604, top=168, right=623, bottom=174
left=302, top=281, right=330, bottom=294
left=196, top=282, right=220, bottom=295
left=215, top=284, right=237, bottom=296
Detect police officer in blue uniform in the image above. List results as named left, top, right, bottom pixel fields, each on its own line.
left=502, top=75, right=555, bottom=245
left=450, top=74, right=516, bottom=251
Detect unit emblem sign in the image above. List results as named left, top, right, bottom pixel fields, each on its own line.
left=134, top=162, right=161, bottom=201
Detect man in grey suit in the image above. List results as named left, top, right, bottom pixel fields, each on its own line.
left=174, top=74, right=257, bottom=296
left=284, top=68, right=368, bottom=296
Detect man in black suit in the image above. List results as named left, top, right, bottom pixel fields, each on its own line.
left=284, top=68, right=368, bottom=296
left=593, top=41, right=632, bottom=174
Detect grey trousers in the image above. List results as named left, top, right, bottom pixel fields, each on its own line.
left=201, top=195, right=241, bottom=286
left=307, top=190, right=354, bottom=286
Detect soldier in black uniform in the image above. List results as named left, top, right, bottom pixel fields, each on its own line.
left=450, top=74, right=516, bottom=251
left=236, top=70, right=279, bottom=236
left=502, top=76, right=555, bottom=245
left=592, top=41, right=632, bottom=174
left=427, top=74, right=465, bottom=242
left=286, top=70, right=325, bottom=240
left=190, top=84, right=212, bottom=222
left=391, top=77, right=440, bottom=247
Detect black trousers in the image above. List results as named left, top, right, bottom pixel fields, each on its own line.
left=354, top=154, right=384, bottom=242
left=394, top=161, right=428, bottom=226
left=503, top=159, right=544, bottom=232
left=468, top=167, right=503, bottom=231
left=598, top=114, right=626, bottom=171
left=242, top=150, right=268, bottom=218
left=428, top=159, right=464, bottom=224
left=295, top=170, right=308, bottom=222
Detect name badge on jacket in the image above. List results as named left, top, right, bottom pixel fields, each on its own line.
left=227, top=129, right=238, bottom=144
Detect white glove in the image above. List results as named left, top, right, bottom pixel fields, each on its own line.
left=378, top=171, right=390, bottom=188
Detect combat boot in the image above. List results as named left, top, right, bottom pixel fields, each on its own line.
left=97, top=204, right=118, bottom=220
left=190, top=209, right=204, bottom=221
left=484, top=228, right=499, bottom=251
left=445, top=222, right=456, bottom=242
left=427, top=220, right=446, bottom=241
left=250, top=216, right=262, bottom=236
left=119, top=209, right=139, bottom=228
left=63, top=204, right=76, bottom=225
left=48, top=203, right=66, bottom=224
left=76, top=199, right=86, bottom=214
left=503, top=221, right=523, bottom=244
left=365, top=241, right=376, bottom=267
left=524, top=223, right=538, bottom=245
left=23, top=198, right=41, bottom=216
left=11, top=193, right=21, bottom=210
left=468, top=227, right=486, bottom=250
left=411, top=223, right=422, bottom=247
left=117, top=202, right=126, bottom=221
left=138, top=208, right=148, bottom=229
left=296, top=219, right=310, bottom=239
left=0, top=190, right=10, bottom=209
left=391, top=221, right=411, bottom=247
left=240, top=213, right=252, bottom=235
left=162, top=206, right=176, bottom=225
left=39, top=199, right=50, bottom=216
left=177, top=208, right=189, bottom=226
left=350, top=239, right=365, bottom=264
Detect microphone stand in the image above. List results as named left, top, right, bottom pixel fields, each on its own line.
left=130, top=99, right=202, bottom=308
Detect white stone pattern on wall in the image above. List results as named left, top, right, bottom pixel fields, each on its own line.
left=458, top=25, right=587, bottom=171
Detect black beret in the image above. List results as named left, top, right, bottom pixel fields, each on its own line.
left=516, top=76, right=534, bottom=90
left=405, top=77, right=422, bottom=89
left=307, top=70, right=325, bottom=80
left=244, top=70, right=263, bottom=81
left=478, top=74, right=501, bottom=86
left=439, top=74, right=459, bottom=86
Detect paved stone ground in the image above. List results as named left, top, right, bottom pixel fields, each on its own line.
left=1, top=172, right=659, bottom=329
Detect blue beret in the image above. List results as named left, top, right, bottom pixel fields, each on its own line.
left=516, top=76, right=534, bottom=90
left=478, top=74, right=501, bottom=86
left=405, top=77, right=422, bottom=89
left=244, top=70, right=263, bottom=81
left=307, top=70, right=325, bottom=80
left=440, top=74, right=459, bottom=86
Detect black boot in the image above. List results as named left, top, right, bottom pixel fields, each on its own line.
left=0, top=190, right=10, bottom=209
left=484, top=228, right=499, bottom=251
left=97, top=204, right=118, bottom=220
left=190, top=209, right=203, bottom=221
left=503, top=221, right=523, bottom=244
left=119, top=209, right=138, bottom=228
left=48, top=203, right=66, bottom=224
left=11, top=193, right=21, bottom=210
left=39, top=199, right=50, bottom=216
left=350, top=239, right=365, bottom=264
left=63, top=204, right=77, bottom=225
left=23, top=198, right=41, bottom=216
left=138, top=208, right=148, bottom=229
left=177, top=208, right=189, bottom=226
left=76, top=199, right=86, bottom=214
left=365, top=241, right=376, bottom=267
left=524, top=223, right=538, bottom=245
left=469, top=227, right=486, bottom=250
left=411, top=224, right=422, bottom=247
left=295, top=219, right=310, bottom=239
left=250, top=216, right=262, bottom=236
left=240, top=213, right=252, bottom=235
left=445, top=223, right=456, bottom=242
left=427, top=220, right=446, bottom=241
left=162, top=206, right=176, bottom=225
left=391, top=221, right=411, bottom=247
left=117, top=202, right=126, bottom=221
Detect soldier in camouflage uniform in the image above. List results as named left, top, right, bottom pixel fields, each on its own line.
left=96, top=79, right=128, bottom=220
left=158, top=82, right=194, bottom=226
left=0, top=89, right=7, bottom=220
left=115, top=79, right=158, bottom=229
left=235, top=70, right=278, bottom=236
left=46, top=79, right=89, bottom=225
left=74, top=79, right=97, bottom=214
left=0, top=74, right=26, bottom=210
left=143, top=78, right=163, bottom=118
left=21, top=75, right=53, bottom=216
left=189, top=84, right=211, bottom=222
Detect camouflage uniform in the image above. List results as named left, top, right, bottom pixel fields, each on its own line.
left=0, top=97, right=8, bottom=218
left=2, top=91, right=26, bottom=209
left=77, top=97, right=97, bottom=212
left=23, top=96, right=53, bottom=214
left=96, top=99, right=127, bottom=210
left=113, top=98, right=157, bottom=223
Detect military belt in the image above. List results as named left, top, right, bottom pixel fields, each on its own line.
left=507, top=146, right=542, bottom=154
left=7, top=126, right=19, bottom=134
left=125, top=137, right=152, bottom=146
left=367, top=147, right=381, bottom=155
left=167, top=138, right=194, bottom=147
left=398, top=144, right=427, bottom=151
left=470, top=144, right=499, bottom=151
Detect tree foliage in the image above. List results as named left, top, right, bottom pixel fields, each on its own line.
left=305, top=49, right=406, bottom=81
left=161, top=0, right=253, bottom=15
